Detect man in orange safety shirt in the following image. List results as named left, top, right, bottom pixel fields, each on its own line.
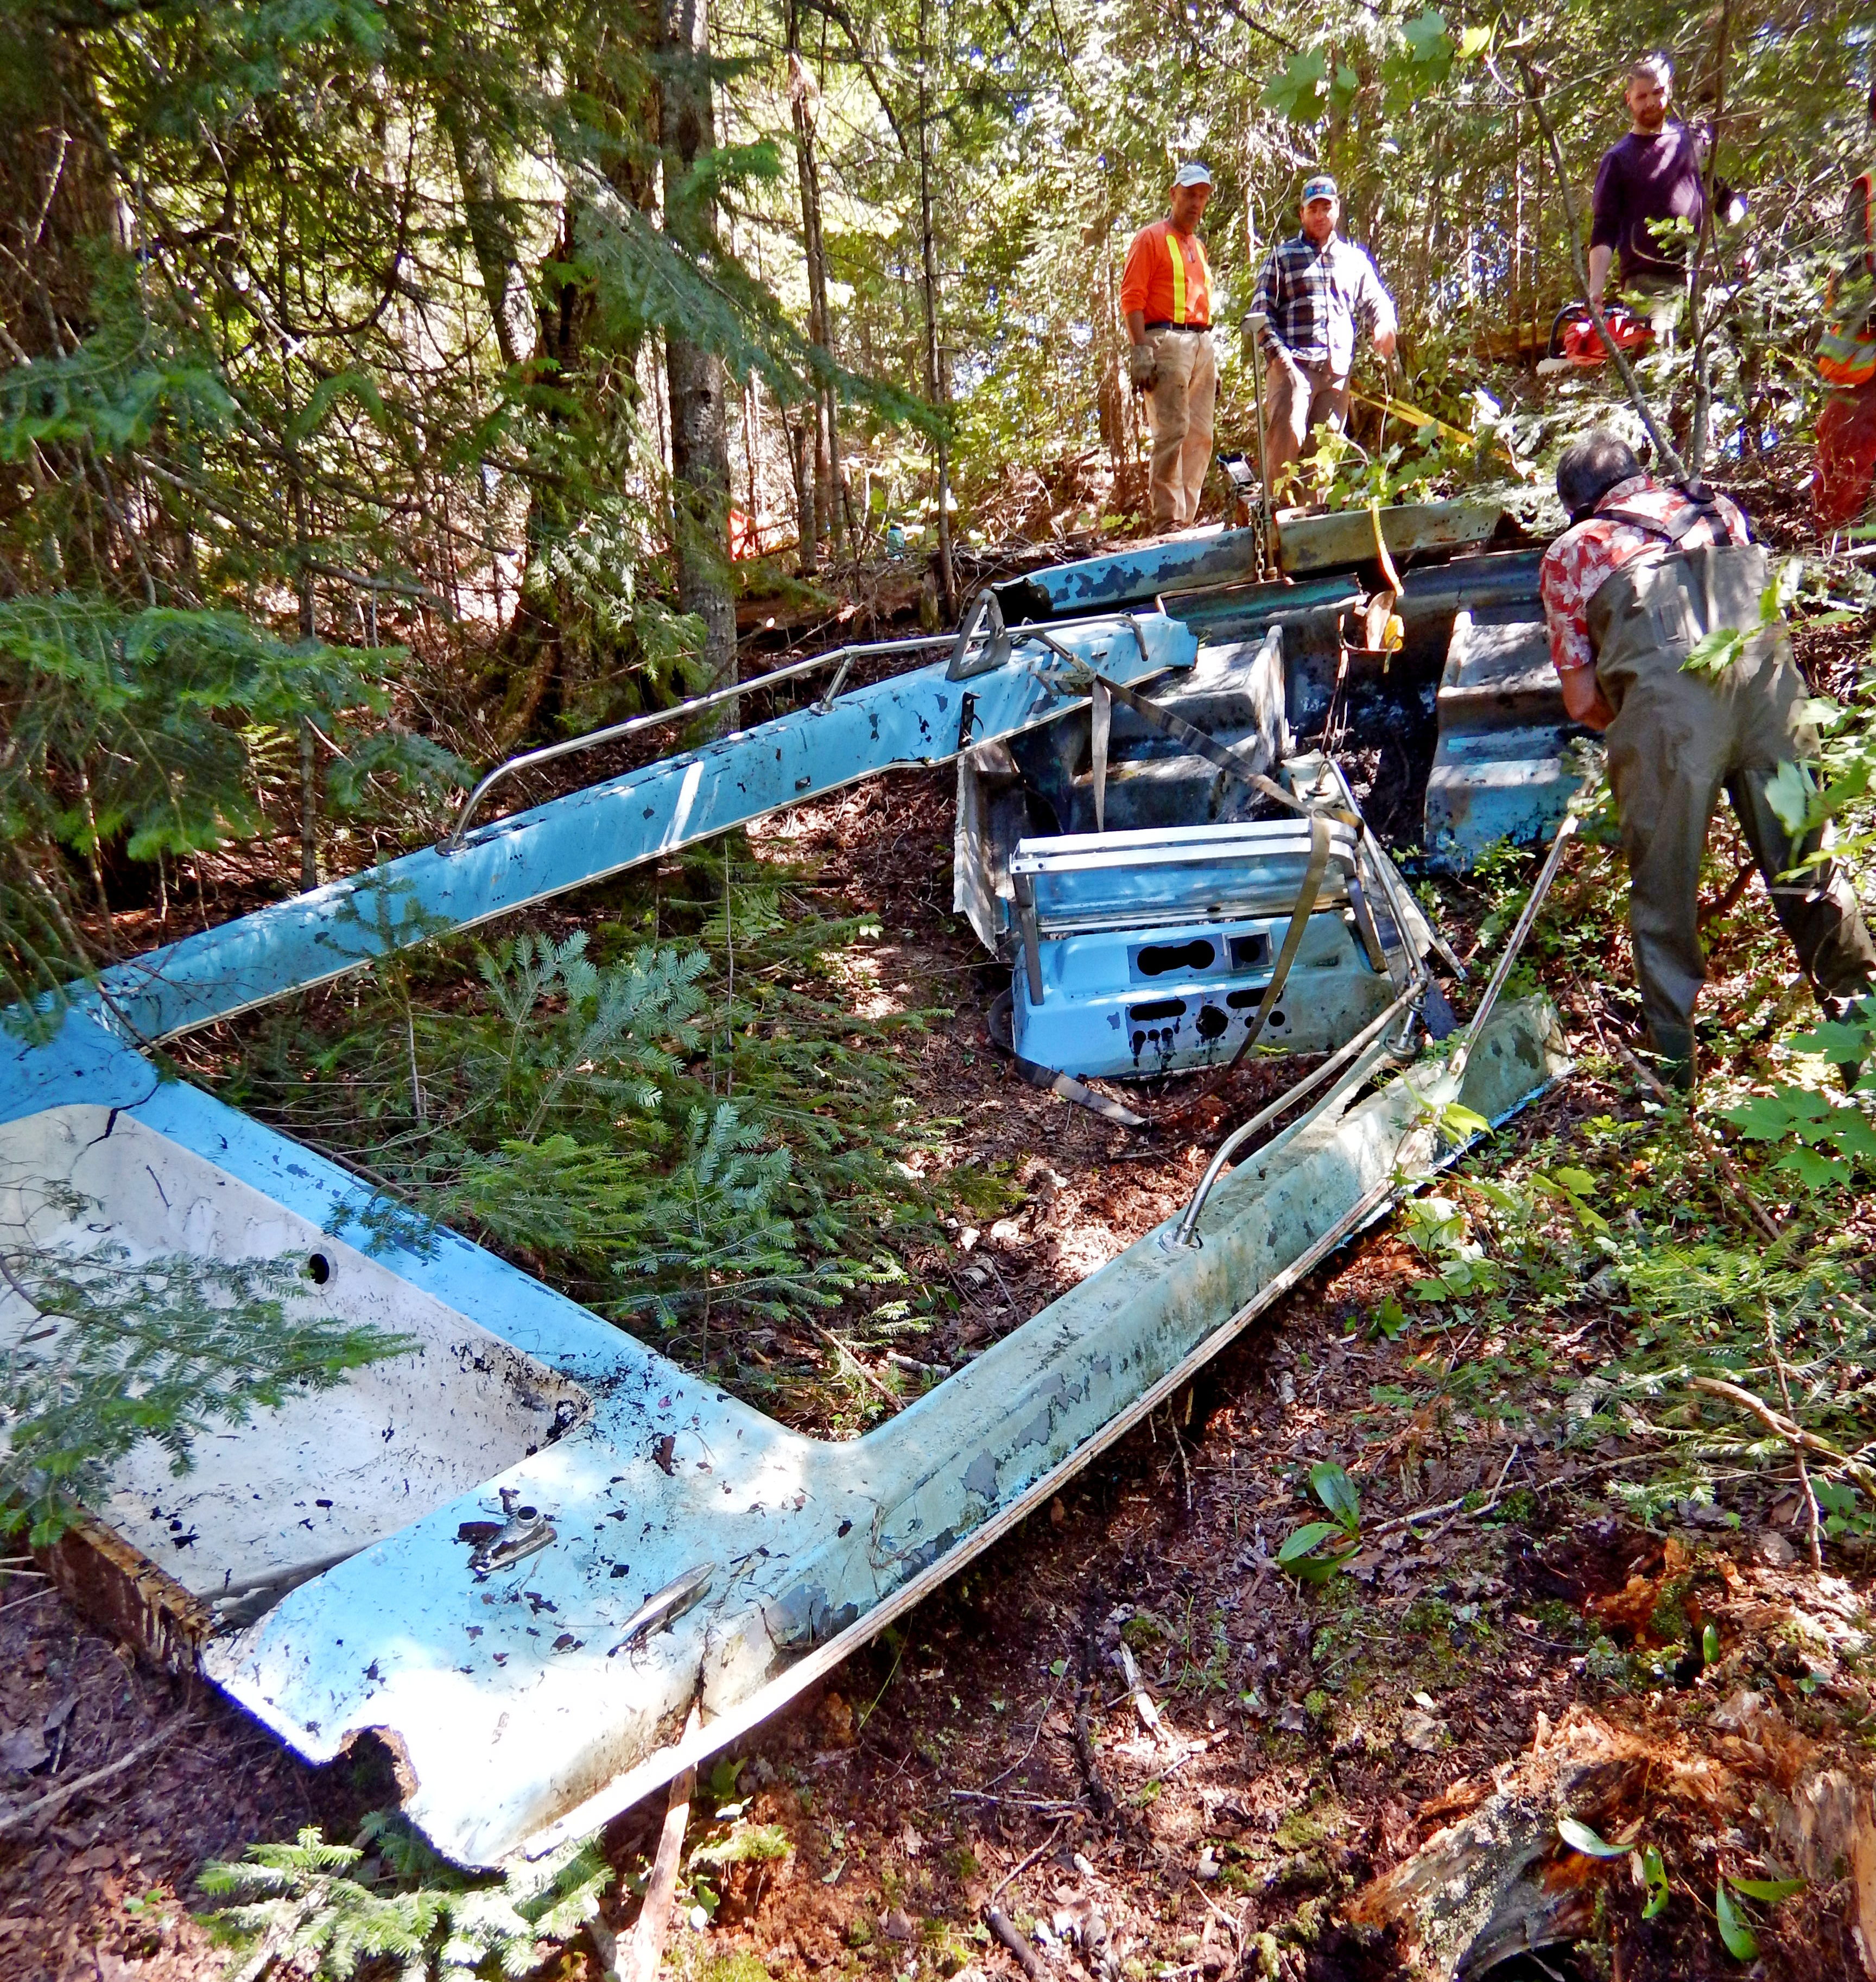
left=1121, top=162, right=1218, bottom=532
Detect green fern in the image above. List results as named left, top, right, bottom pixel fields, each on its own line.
left=1, top=1225, right=411, bottom=1545
left=200, top=1813, right=612, bottom=1982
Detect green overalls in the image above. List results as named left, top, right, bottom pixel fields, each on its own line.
left=1585, top=505, right=1876, bottom=1077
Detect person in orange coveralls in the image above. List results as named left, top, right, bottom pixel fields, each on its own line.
left=1816, top=85, right=1876, bottom=535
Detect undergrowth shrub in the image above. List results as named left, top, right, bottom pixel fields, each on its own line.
left=195, top=861, right=951, bottom=1422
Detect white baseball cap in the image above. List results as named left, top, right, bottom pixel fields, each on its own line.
left=1173, top=162, right=1213, bottom=188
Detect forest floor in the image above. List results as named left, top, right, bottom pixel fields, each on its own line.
left=5, top=460, right=1876, bottom=1982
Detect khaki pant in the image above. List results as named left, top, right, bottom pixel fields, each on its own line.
left=1623, top=271, right=1690, bottom=347
left=1588, top=542, right=1876, bottom=1069
left=1143, top=328, right=1216, bottom=529
left=1263, top=353, right=1351, bottom=491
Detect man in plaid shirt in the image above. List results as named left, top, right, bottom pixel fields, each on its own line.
left=1250, top=175, right=1397, bottom=490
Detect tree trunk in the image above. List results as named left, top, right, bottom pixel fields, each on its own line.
left=660, top=0, right=738, bottom=714
left=916, top=0, right=956, bottom=620
left=787, top=409, right=816, bottom=571
left=787, top=34, right=844, bottom=566
left=441, top=110, right=534, bottom=371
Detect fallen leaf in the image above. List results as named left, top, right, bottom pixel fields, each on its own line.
left=1400, top=1711, right=1446, bottom=1753
left=0, top=1725, right=49, bottom=1775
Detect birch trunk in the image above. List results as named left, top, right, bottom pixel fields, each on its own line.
left=660, top=0, right=738, bottom=716
left=916, top=0, right=956, bottom=620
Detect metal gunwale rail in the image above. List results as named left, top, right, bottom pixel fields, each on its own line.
left=442, top=634, right=961, bottom=851
left=1449, top=812, right=1577, bottom=1080
left=1169, top=971, right=1429, bottom=1249
left=441, top=609, right=1156, bottom=853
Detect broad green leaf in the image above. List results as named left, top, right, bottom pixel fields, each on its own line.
left=1465, top=1176, right=1524, bottom=1213
left=1557, top=1816, right=1627, bottom=1858
left=1278, top=1521, right=1342, bottom=1562
left=1714, top=1879, right=1758, bottom=1959
left=1309, top=1460, right=1361, bottom=1531
left=1789, top=1019, right=1874, bottom=1061
left=1764, top=760, right=1818, bottom=836
left=1726, top=1875, right=1804, bottom=1903
left=1435, top=1100, right=1491, bottom=1146
left=1456, top=23, right=1492, bottom=56
left=1551, top=1167, right=1596, bottom=1196
left=1682, top=626, right=1747, bottom=679
left=1370, top=1295, right=1409, bottom=1340
left=1262, top=46, right=1329, bottom=119
left=1640, top=1844, right=1670, bottom=1918
left=1702, top=1623, right=1720, bottom=1665
left=1774, top=1145, right=1851, bottom=1191
left=1720, top=1093, right=1802, bottom=1140
left=1402, top=8, right=1449, bottom=55
left=1284, top=1545, right=1357, bottom=1584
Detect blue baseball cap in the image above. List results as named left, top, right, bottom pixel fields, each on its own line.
left=1301, top=174, right=1339, bottom=204
left=1173, top=162, right=1213, bottom=188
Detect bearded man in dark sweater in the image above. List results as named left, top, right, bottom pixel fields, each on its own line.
left=1588, top=54, right=1710, bottom=337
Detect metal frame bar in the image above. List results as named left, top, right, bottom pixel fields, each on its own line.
left=1169, top=973, right=1429, bottom=1249
left=443, top=635, right=961, bottom=851
left=1450, top=812, right=1577, bottom=1079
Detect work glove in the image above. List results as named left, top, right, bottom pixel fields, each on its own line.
left=1127, top=342, right=1157, bottom=391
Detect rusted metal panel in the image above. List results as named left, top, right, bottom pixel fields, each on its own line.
left=1423, top=606, right=1586, bottom=867
left=43, top=1512, right=216, bottom=1673
left=1277, top=499, right=1504, bottom=577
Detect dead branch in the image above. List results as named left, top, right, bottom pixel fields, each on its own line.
left=1367, top=1447, right=1522, bottom=1542
left=985, top=1905, right=1044, bottom=1979
left=0, top=1723, right=182, bottom=1838
left=952, top=1791, right=1082, bottom=1813
left=1690, top=1375, right=1876, bottom=1505
left=1766, top=1307, right=1825, bottom=1571
left=812, top=1323, right=901, bottom=1407
left=1071, top=1680, right=1114, bottom=1820
left=982, top=1816, right=1065, bottom=1981
left=620, top=1705, right=701, bottom=1982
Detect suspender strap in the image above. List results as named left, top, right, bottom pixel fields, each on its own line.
left=1596, top=498, right=1734, bottom=547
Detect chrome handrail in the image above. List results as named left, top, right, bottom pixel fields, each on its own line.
left=441, top=608, right=1168, bottom=853
left=1448, top=812, right=1577, bottom=1080
left=440, top=633, right=959, bottom=851
left=1168, top=972, right=1428, bottom=1250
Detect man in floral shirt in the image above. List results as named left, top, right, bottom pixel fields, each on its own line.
left=1538, top=427, right=1876, bottom=1088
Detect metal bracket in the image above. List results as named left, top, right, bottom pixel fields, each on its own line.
left=1011, top=870, right=1044, bottom=1006
left=947, top=587, right=1011, bottom=681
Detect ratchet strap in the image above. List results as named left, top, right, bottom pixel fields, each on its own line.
left=1089, top=672, right=1309, bottom=816
left=1215, top=813, right=1334, bottom=1082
